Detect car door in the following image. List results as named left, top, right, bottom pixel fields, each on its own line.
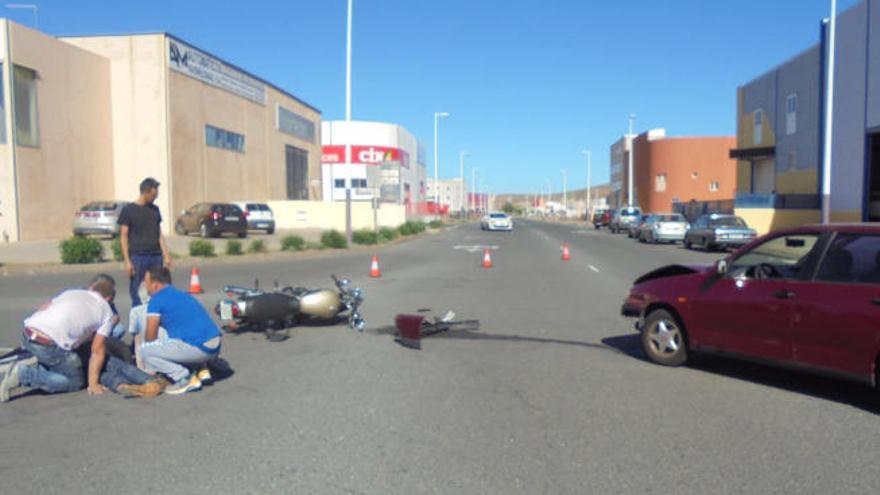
left=688, top=216, right=706, bottom=244
left=689, top=232, right=821, bottom=361
left=791, top=233, right=880, bottom=379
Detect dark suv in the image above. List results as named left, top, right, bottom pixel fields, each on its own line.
left=175, top=203, right=247, bottom=238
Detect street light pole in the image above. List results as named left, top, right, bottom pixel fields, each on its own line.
left=582, top=149, right=592, bottom=220
left=628, top=114, right=636, bottom=207
left=344, top=0, right=354, bottom=245
left=433, top=111, right=450, bottom=206
left=822, top=0, right=837, bottom=224
left=459, top=150, right=469, bottom=217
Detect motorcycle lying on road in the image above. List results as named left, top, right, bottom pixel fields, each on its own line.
left=215, top=275, right=365, bottom=341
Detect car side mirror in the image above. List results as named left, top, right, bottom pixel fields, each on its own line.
left=180, top=209, right=188, bottom=216
left=716, top=259, right=729, bottom=276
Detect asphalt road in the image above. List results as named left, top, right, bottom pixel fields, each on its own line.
left=2, top=220, right=880, bottom=494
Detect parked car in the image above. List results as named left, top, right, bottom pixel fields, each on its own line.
left=481, top=212, right=513, bottom=231
left=233, top=201, right=275, bottom=234
left=628, top=214, right=650, bottom=238
left=621, top=224, right=880, bottom=390
left=609, top=206, right=643, bottom=234
left=637, top=213, right=688, bottom=244
left=175, top=203, right=247, bottom=238
left=72, top=201, right=129, bottom=237
left=684, top=214, right=757, bottom=251
left=592, top=209, right=611, bottom=229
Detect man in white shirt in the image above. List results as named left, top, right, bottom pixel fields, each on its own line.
left=0, top=274, right=150, bottom=401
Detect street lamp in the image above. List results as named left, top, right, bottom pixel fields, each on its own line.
left=459, top=150, right=469, bottom=217
left=433, top=111, right=450, bottom=205
left=628, top=114, right=636, bottom=207
left=343, top=0, right=354, bottom=245
left=821, top=0, right=837, bottom=224
left=582, top=150, right=592, bottom=220
left=6, top=4, right=38, bottom=29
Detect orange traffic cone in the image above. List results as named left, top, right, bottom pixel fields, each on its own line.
left=188, top=267, right=204, bottom=294
left=482, top=248, right=493, bottom=269
left=369, top=255, right=382, bottom=278
left=562, top=243, right=571, bottom=261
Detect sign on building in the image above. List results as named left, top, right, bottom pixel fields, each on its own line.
left=168, top=38, right=267, bottom=105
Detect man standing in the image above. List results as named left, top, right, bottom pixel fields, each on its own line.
left=118, top=177, right=172, bottom=307
left=0, top=275, right=166, bottom=401
left=141, top=266, right=222, bottom=395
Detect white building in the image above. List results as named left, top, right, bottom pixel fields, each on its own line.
left=426, top=178, right=468, bottom=213
left=321, top=121, right=427, bottom=214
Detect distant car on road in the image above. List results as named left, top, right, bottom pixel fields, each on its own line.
left=609, top=206, right=643, bottom=234
left=628, top=214, right=650, bottom=238
left=684, top=214, right=756, bottom=251
left=592, top=209, right=611, bottom=229
left=621, top=223, right=880, bottom=391
left=481, top=212, right=513, bottom=231
left=638, top=213, right=688, bottom=244
left=232, top=201, right=275, bottom=234
left=175, top=203, right=247, bottom=238
left=73, top=201, right=129, bottom=237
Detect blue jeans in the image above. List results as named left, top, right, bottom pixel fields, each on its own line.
left=99, top=355, right=154, bottom=392
left=141, top=337, right=220, bottom=383
left=130, top=253, right=163, bottom=306
left=18, top=335, right=84, bottom=394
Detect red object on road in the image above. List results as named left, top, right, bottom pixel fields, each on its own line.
left=562, top=243, right=571, bottom=261
left=188, top=267, right=204, bottom=294
left=395, top=314, right=425, bottom=350
left=482, top=249, right=493, bottom=269
left=369, top=255, right=381, bottom=278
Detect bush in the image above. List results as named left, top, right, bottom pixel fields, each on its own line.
left=352, top=229, right=379, bottom=245
left=60, top=236, right=104, bottom=264
left=280, top=235, right=305, bottom=252
left=189, top=240, right=215, bottom=257
left=321, top=230, right=348, bottom=249
left=225, top=240, right=243, bottom=256
left=110, top=238, right=124, bottom=262
left=304, top=241, right=325, bottom=251
left=398, top=221, right=426, bottom=236
left=428, top=220, right=444, bottom=229
left=248, top=239, right=267, bottom=254
left=378, top=227, right=398, bottom=243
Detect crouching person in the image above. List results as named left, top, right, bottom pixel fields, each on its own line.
left=141, top=266, right=221, bottom=395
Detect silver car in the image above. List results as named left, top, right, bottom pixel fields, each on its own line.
left=72, top=201, right=129, bottom=237
left=637, top=213, right=688, bottom=244
left=609, top=206, right=643, bottom=234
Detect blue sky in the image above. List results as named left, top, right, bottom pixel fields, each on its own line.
left=8, top=0, right=861, bottom=194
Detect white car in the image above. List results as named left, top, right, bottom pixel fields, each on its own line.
left=232, top=201, right=275, bottom=234
left=481, top=212, right=513, bottom=231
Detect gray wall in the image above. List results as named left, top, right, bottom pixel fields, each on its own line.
left=775, top=47, right=821, bottom=176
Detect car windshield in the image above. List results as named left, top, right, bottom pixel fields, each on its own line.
left=731, top=234, right=819, bottom=276
left=490, top=213, right=508, bottom=218
left=710, top=216, right=746, bottom=228
left=81, top=202, right=120, bottom=212
left=621, top=208, right=641, bottom=216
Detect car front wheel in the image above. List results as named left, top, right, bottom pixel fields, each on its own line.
left=175, top=221, right=186, bottom=236
left=641, top=309, right=688, bottom=366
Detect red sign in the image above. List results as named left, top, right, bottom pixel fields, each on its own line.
left=322, top=145, right=409, bottom=168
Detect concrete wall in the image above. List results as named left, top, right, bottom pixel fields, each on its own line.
left=8, top=23, right=115, bottom=240
left=735, top=208, right=820, bottom=236
left=266, top=200, right=406, bottom=231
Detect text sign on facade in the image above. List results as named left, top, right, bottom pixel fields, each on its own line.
left=168, top=38, right=267, bottom=105
left=277, top=105, right=315, bottom=143
left=321, top=145, right=410, bottom=168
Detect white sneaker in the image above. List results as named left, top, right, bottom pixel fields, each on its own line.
left=164, top=374, right=202, bottom=395
left=0, top=363, right=22, bottom=402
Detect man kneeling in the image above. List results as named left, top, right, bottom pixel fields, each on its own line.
left=141, top=266, right=222, bottom=395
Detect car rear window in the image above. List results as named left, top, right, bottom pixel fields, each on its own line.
left=245, top=203, right=269, bottom=211
left=621, top=208, right=641, bottom=215
left=81, top=202, right=120, bottom=212
left=658, top=215, right=685, bottom=222
left=215, top=204, right=243, bottom=215
left=490, top=213, right=508, bottom=219
left=711, top=216, right=746, bottom=227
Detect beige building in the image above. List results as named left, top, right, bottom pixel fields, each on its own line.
left=426, top=177, right=467, bottom=213
left=0, top=20, right=322, bottom=241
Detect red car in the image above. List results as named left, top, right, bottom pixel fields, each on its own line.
left=621, top=224, right=880, bottom=388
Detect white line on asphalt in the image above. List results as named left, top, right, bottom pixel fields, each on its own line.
left=589, top=265, right=600, bottom=273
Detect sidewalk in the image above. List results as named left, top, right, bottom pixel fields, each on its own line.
left=0, top=228, right=325, bottom=265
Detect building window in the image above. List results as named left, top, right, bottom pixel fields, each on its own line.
left=334, top=179, right=345, bottom=188
left=785, top=94, right=797, bottom=135
left=206, top=125, right=245, bottom=152
left=691, top=171, right=698, bottom=179
left=352, top=178, right=367, bottom=188
left=710, top=181, right=720, bottom=192
left=13, top=65, right=38, bottom=147
left=277, top=105, right=316, bottom=143
left=655, top=174, right=667, bottom=192
left=754, top=109, right=763, bottom=145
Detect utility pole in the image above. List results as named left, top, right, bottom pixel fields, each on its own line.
left=628, top=114, right=636, bottom=207
left=344, top=0, right=353, bottom=245
left=433, top=111, right=450, bottom=206
left=822, top=0, right=837, bottom=224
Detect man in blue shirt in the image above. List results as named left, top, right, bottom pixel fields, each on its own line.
left=140, top=266, right=221, bottom=395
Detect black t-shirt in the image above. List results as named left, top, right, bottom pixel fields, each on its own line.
left=117, top=203, right=162, bottom=255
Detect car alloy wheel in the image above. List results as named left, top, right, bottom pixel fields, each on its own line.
left=641, top=309, right=688, bottom=366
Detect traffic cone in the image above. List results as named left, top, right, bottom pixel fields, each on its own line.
left=482, top=248, right=493, bottom=269
left=562, top=243, right=571, bottom=261
left=369, top=255, right=382, bottom=278
left=188, top=267, right=204, bottom=294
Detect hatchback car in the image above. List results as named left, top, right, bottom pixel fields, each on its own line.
left=684, top=214, right=756, bottom=251
left=609, top=206, right=643, bottom=234
left=621, top=224, right=880, bottom=389
left=638, top=213, right=688, bottom=244
left=481, top=212, right=513, bottom=231
left=175, top=203, right=247, bottom=238
left=592, top=209, right=611, bottom=229
left=73, top=201, right=129, bottom=237
left=233, top=201, right=275, bottom=234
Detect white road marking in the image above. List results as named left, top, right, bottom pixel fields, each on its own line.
left=453, top=244, right=499, bottom=253
left=589, top=265, right=600, bottom=273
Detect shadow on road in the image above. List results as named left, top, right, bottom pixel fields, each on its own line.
left=369, top=324, right=615, bottom=351
left=602, top=333, right=880, bottom=414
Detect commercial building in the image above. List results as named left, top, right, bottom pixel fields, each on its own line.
left=609, top=129, right=736, bottom=213
left=731, top=0, right=880, bottom=233
left=0, top=20, right=323, bottom=241
left=320, top=120, right=427, bottom=214
left=426, top=177, right=468, bottom=213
